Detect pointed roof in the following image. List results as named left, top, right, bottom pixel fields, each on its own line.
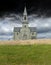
left=14, top=27, right=37, bottom=32
left=14, top=27, right=21, bottom=32
left=23, top=6, right=27, bottom=15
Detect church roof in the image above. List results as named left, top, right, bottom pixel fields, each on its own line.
left=14, top=27, right=37, bottom=32
left=14, top=27, right=21, bottom=32
left=29, top=27, right=37, bottom=32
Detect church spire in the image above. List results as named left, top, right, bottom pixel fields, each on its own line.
left=23, top=6, right=27, bottom=15
left=22, top=6, right=28, bottom=24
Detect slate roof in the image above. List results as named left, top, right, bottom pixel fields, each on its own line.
left=29, top=27, right=37, bottom=32
left=14, top=27, right=21, bottom=32
left=14, top=27, right=37, bottom=32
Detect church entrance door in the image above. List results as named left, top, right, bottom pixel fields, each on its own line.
left=23, top=34, right=27, bottom=40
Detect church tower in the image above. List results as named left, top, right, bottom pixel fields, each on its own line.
left=22, top=6, right=28, bottom=28
left=13, top=6, right=37, bottom=40
left=21, top=6, right=30, bottom=40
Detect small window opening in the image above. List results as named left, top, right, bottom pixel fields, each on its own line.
left=24, top=25, right=26, bottom=27
left=24, top=16, right=26, bottom=20
left=17, top=33, right=18, bottom=35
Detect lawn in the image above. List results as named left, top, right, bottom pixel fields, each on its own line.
left=0, top=45, right=51, bottom=65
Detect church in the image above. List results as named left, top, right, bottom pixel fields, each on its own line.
left=13, top=7, right=37, bottom=40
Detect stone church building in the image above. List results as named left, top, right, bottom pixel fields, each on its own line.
left=13, top=7, right=37, bottom=40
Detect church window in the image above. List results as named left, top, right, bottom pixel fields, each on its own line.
left=24, top=16, right=26, bottom=20
left=24, top=25, right=26, bottom=27
left=17, top=33, right=18, bottom=35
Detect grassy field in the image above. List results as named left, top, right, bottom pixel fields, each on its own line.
left=0, top=45, right=51, bottom=65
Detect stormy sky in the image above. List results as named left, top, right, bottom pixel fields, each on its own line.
left=0, top=0, right=51, bottom=40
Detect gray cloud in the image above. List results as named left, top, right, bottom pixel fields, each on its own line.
left=37, top=32, right=51, bottom=39
left=0, top=14, right=51, bottom=40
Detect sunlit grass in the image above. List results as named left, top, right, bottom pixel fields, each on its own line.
left=0, top=45, right=51, bottom=65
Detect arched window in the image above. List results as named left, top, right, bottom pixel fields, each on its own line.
left=24, top=25, right=26, bottom=28
left=24, top=16, right=26, bottom=20
left=17, top=33, right=18, bottom=35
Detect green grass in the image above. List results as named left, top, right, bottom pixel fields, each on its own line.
left=0, top=45, right=51, bottom=65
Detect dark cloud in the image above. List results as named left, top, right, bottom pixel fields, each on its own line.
left=0, top=0, right=51, bottom=40
left=0, top=14, right=51, bottom=40
left=37, top=27, right=51, bottom=33
left=0, top=0, right=51, bottom=17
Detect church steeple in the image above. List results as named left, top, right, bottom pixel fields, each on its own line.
left=23, top=6, right=27, bottom=15
left=23, top=6, right=28, bottom=23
